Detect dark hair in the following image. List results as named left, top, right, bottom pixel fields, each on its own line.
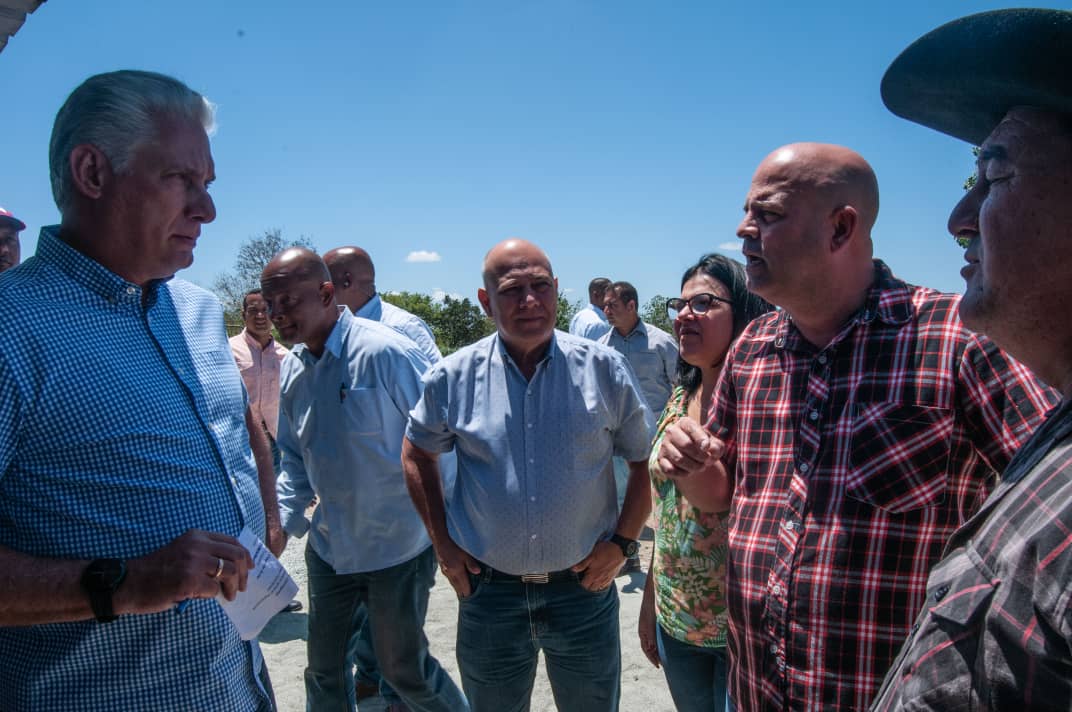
left=609, top=280, right=639, bottom=308
left=588, top=277, right=611, bottom=302
left=676, top=253, right=773, bottom=396
left=242, top=288, right=263, bottom=311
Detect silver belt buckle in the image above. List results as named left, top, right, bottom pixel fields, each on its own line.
left=520, top=572, right=550, bottom=584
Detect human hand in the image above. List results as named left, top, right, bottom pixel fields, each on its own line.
left=656, top=417, right=725, bottom=479
left=571, top=540, right=623, bottom=591
left=266, top=522, right=287, bottom=558
left=117, top=529, right=254, bottom=614
left=435, top=538, right=481, bottom=598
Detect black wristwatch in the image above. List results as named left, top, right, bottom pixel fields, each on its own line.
left=609, top=534, right=639, bottom=558
left=80, top=559, right=127, bottom=623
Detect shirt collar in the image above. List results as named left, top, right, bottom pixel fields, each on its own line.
left=355, top=293, right=383, bottom=321
left=293, top=305, right=350, bottom=364
left=242, top=329, right=277, bottom=352
left=589, top=303, right=608, bottom=320
left=36, top=225, right=172, bottom=305
left=773, top=260, right=913, bottom=351
left=494, top=330, right=558, bottom=370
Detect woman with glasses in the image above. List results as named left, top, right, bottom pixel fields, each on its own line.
left=639, top=253, right=772, bottom=711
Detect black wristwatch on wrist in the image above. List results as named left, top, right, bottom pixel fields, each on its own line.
left=609, top=534, right=639, bottom=558
left=80, top=559, right=127, bottom=623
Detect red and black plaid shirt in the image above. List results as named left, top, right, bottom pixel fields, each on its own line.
left=709, top=261, right=1057, bottom=711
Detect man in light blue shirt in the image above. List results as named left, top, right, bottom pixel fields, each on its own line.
left=568, top=276, right=612, bottom=340
left=323, top=244, right=446, bottom=708
left=263, top=248, right=467, bottom=712
left=0, top=70, right=272, bottom=711
left=599, top=280, right=679, bottom=415
left=403, top=239, right=653, bottom=712
left=326, top=245, right=442, bottom=363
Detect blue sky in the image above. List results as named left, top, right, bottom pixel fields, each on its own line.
left=0, top=1, right=1044, bottom=306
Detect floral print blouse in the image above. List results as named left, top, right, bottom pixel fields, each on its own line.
left=648, top=385, right=730, bottom=647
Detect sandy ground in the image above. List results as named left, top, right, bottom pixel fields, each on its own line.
left=260, top=529, right=676, bottom=712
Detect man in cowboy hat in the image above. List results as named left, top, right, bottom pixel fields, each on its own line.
left=0, top=206, right=25, bottom=273
left=872, top=9, right=1072, bottom=709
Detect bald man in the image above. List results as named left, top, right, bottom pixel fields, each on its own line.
left=657, top=144, right=1056, bottom=710
left=324, top=246, right=442, bottom=364
left=403, top=239, right=654, bottom=712
left=261, top=248, right=468, bottom=712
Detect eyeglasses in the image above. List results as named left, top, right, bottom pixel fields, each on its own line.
left=244, top=306, right=270, bottom=316
left=666, top=293, right=732, bottom=320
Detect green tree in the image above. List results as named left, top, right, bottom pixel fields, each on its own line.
left=213, top=228, right=314, bottom=326
left=640, top=294, right=673, bottom=334
left=381, top=291, right=439, bottom=326
left=434, top=297, right=494, bottom=354
left=556, top=295, right=582, bottom=332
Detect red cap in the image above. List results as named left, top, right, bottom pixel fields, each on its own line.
left=0, top=207, right=25, bottom=231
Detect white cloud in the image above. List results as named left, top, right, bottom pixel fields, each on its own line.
left=405, top=250, right=442, bottom=263
left=431, top=288, right=465, bottom=302
left=561, top=287, right=575, bottom=295
left=717, top=242, right=740, bottom=252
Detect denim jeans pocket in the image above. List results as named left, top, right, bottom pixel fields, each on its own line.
left=458, top=571, right=486, bottom=603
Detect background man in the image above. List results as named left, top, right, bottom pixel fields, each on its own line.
left=263, top=248, right=467, bottom=712
left=872, top=9, right=1072, bottom=708
left=325, top=245, right=442, bottom=363
left=0, top=206, right=24, bottom=273
left=599, top=279, right=678, bottom=571
left=569, top=276, right=612, bottom=340
left=657, top=143, right=1057, bottom=710
left=324, top=244, right=443, bottom=709
left=0, top=70, right=272, bottom=710
left=600, top=280, right=678, bottom=416
left=229, top=287, right=298, bottom=605
left=403, top=238, right=654, bottom=712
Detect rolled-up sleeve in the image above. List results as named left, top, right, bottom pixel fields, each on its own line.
left=406, top=364, right=456, bottom=454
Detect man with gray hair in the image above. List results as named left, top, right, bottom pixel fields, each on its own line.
left=0, top=70, right=276, bottom=710
left=873, top=9, right=1072, bottom=708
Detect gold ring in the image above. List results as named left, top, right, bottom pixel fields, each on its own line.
left=212, top=557, right=225, bottom=580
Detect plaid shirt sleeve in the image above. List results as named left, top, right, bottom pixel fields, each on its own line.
left=871, top=400, right=1072, bottom=711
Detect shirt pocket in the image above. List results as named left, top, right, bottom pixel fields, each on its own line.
left=899, top=559, right=998, bottom=709
left=343, top=387, right=389, bottom=436
left=847, top=402, right=953, bottom=513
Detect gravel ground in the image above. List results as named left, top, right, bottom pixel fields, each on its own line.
left=259, top=528, right=675, bottom=712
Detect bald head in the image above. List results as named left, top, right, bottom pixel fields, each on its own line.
left=262, top=247, right=331, bottom=285
left=324, top=246, right=376, bottom=313
left=260, top=247, right=337, bottom=354
left=482, top=239, right=554, bottom=291
left=757, top=143, right=880, bottom=233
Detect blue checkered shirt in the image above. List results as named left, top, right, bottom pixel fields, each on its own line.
left=0, top=227, right=271, bottom=711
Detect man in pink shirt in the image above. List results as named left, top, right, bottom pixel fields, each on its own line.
left=229, top=288, right=300, bottom=611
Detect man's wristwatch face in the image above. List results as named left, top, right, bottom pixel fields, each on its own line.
left=610, top=534, right=639, bottom=558
left=81, top=558, right=127, bottom=623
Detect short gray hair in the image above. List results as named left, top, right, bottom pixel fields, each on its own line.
left=49, top=70, right=216, bottom=214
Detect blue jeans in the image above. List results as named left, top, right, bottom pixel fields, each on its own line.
left=456, top=569, right=621, bottom=712
left=353, top=607, right=399, bottom=703
left=304, top=544, right=469, bottom=712
left=656, top=625, right=727, bottom=712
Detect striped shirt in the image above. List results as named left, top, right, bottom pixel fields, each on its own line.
left=871, top=396, right=1072, bottom=711
left=0, top=227, right=270, bottom=711
left=710, top=261, right=1057, bottom=711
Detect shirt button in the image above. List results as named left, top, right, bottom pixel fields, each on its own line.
left=769, top=643, right=778, bottom=654
left=527, top=423, right=534, bottom=429
left=799, top=462, right=810, bottom=474
left=771, top=585, right=782, bottom=596
left=933, top=584, right=950, bottom=601
left=529, top=458, right=535, bottom=464
left=817, top=354, right=827, bottom=364
left=783, top=519, right=795, bottom=531
left=530, top=496, right=536, bottom=502
left=809, top=410, right=819, bottom=421
left=530, top=534, right=537, bottom=540
left=126, top=286, right=136, bottom=295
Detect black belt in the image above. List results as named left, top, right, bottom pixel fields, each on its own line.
left=479, top=565, right=576, bottom=584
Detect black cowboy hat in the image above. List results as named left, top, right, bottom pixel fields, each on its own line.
left=881, top=8, right=1072, bottom=145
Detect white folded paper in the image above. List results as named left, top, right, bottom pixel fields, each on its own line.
left=217, top=526, right=299, bottom=640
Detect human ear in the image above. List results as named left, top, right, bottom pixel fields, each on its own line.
left=68, top=144, right=112, bottom=200
left=477, top=288, right=493, bottom=318
left=830, top=205, right=858, bottom=251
